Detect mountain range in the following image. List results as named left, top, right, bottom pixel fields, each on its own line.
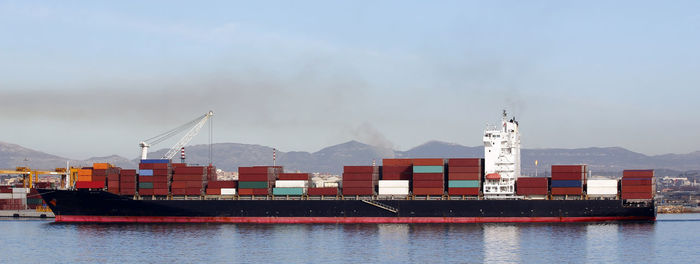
left=2, top=140, right=699, bottom=177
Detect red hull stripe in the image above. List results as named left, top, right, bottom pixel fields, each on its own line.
left=55, top=215, right=655, bottom=223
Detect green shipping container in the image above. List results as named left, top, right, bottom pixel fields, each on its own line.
left=273, top=187, right=304, bottom=196
left=413, top=166, right=444, bottom=173
left=239, top=181, right=269, bottom=189
left=448, top=180, right=480, bottom=188
left=27, top=198, right=44, bottom=205
left=138, top=182, right=154, bottom=189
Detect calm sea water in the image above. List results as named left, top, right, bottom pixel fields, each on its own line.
left=0, top=214, right=697, bottom=264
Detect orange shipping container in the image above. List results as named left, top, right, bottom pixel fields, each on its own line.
left=93, top=163, right=111, bottom=170
left=77, top=169, right=93, bottom=176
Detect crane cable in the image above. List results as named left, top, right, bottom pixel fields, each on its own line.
left=142, top=113, right=207, bottom=146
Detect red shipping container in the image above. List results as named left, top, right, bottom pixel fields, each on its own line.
left=174, top=166, right=206, bottom=174
left=208, top=181, right=237, bottom=188
left=238, top=174, right=271, bottom=182
left=342, top=181, right=375, bottom=188
left=343, top=173, right=376, bottom=181
left=621, top=185, right=652, bottom=193
left=448, top=167, right=481, bottom=173
left=412, top=158, right=444, bottom=166
left=76, top=181, right=105, bottom=189
left=120, top=175, right=136, bottom=182
left=186, top=181, right=203, bottom=188
left=308, top=187, right=338, bottom=196
left=153, top=169, right=170, bottom=176
left=413, top=180, right=444, bottom=188
left=239, top=167, right=270, bottom=174
left=517, top=178, right=548, bottom=188
left=447, top=158, right=481, bottom=167
left=342, top=187, right=374, bottom=195
left=238, top=188, right=269, bottom=195
left=153, top=182, right=168, bottom=189
left=171, top=188, right=186, bottom=195
left=171, top=182, right=187, bottom=188
left=139, top=176, right=154, bottom=182
left=120, top=184, right=136, bottom=189
left=172, top=175, right=203, bottom=181
left=171, top=163, right=187, bottom=169
left=120, top=169, right=137, bottom=175
left=92, top=175, right=106, bottom=182
left=413, top=187, right=444, bottom=195
left=185, top=187, right=201, bottom=194
left=448, top=187, right=479, bottom=195
left=107, top=188, right=119, bottom=194
left=621, top=179, right=653, bottom=185
left=621, top=193, right=653, bottom=199
left=278, top=173, right=310, bottom=180
left=551, top=165, right=586, bottom=173
left=382, top=166, right=412, bottom=173
left=448, top=172, right=481, bottom=180
left=343, top=166, right=376, bottom=173
left=381, top=173, right=412, bottom=180
left=139, top=189, right=154, bottom=195
left=623, top=170, right=654, bottom=178
left=382, top=159, right=413, bottom=166
left=412, top=173, right=444, bottom=181
left=551, top=187, right=582, bottom=195
left=551, top=172, right=584, bottom=180
left=93, top=169, right=107, bottom=176
left=153, top=189, right=169, bottom=195
left=120, top=189, right=135, bottom=195
left=108, top=180, right=120, bottom=186
left=139, top=163, right=169, bottom=170
left=206, top=188, right=221, bottom=195
left=517, top=187, right=548, bottom=195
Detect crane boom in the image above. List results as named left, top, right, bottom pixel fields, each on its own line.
left=140, top=111, right=214, bottom=160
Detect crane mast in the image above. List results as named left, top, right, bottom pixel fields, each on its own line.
left=140, top=111, right=214, bottom=160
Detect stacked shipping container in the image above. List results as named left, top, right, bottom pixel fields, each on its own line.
left=551, top=165, right=587, bottom=196
left=381, top=159, right=413, bottom=180
left=412, top=159, right=445, bottom=196
left=238, top=166, right=281, bottom=195
left=621, top=170, right=654, bottom=200
left=516, top=177, right=548, bottom=197
left=206, top=180, right=237, bottom=195
left=138, top=159, right=170, bottom=196
left=377, top=180, right=409, bottom=195
left=75, top=167, right=105, bottom=189
left=119, top=169, right=137, bottom=195
left=172, top=165, right=206, bottom=196
left=342, top=166, right=378, bottom=195
left=447, top=158, right=482, bottom=196
left=273, top=173, right=310, bottom=196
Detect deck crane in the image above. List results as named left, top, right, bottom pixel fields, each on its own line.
left=139, top=111, right=214, bottom=161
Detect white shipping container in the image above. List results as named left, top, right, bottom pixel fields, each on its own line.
left=587, top=180, right=618, bottom=187
left=220, top=188, right=237, bottom=195
left=378, top=180, right=410, bottom=188
left=12, top=188, right=29, bottom=194
left=275, top=180, right=309, bottom=188
left=323, top=182, right=339, bottom=188
left=587, top=186, right=618, bottom=195
left=378, top=187, right=410, bottom=195
left=0, top=193, right=16, bottom=199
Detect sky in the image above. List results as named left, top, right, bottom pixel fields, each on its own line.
left=1, top=0, right=699, bottom=159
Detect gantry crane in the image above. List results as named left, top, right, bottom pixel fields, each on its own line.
left=0, top=167, right=70, bottom=188
left=139, top=111, right=214, bottom=161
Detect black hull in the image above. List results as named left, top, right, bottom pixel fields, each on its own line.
left=38, top=189, right=656, bottom=223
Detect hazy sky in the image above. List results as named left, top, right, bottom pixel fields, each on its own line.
left=1, top=1, right=699, bottom=159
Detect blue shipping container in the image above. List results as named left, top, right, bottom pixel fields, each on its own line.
left=413, top=166, right=444, bottom=173
left=140, top=159, right=171, bottom=164
left=448, top=180, right=480, bottom=188
left=139, top=169, right=154, bottom=176
left=272, top=188, right=304, bottom=195
left=551, top=180, right=582, bottom=188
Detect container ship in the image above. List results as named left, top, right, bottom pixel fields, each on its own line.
left=37, top=111, right=656, bottom=223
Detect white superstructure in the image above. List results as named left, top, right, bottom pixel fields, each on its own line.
left=483, top=110, right=521, bottom=198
